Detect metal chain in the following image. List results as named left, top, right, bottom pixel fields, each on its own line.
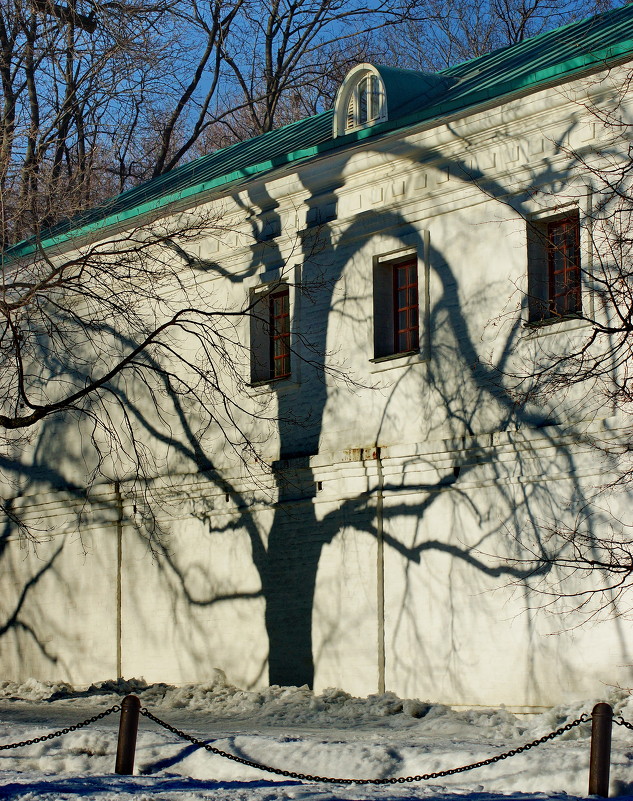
left=614, top=715, right=633, bottom=731
left=0, top=704, right=120, bottom=751
left=140, top=707, right=589, bottom=785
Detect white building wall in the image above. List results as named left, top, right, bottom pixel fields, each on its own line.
left=1, top=66, right=632, bottom=708
left=1, top=489, right=120, bottom=684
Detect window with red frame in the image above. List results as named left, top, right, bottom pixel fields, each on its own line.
left=547, top=217, right=581, bottom=317
left=250, top=284, right=291, bottom=383
left=373, top=255, right=420, bottom=359
left=527, top=212, right=582, bottom=323
left=269, top=287, right=291, bottom=379
left=393, top=259, right=419, bottom=354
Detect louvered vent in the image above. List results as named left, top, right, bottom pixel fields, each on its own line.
left=346, top=96, right=354, bottom=130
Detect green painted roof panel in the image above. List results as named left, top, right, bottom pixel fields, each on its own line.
left=7, top=2, right=633, bottom=259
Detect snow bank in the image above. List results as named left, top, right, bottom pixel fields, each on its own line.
left=1, top=677, right=632, bottom=801
left=2, top=674, right=631, bottom=735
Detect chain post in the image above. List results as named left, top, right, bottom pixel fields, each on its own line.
left=115, top=694, right=141, bottom=775
left=589, top=702, right=613, bottom=797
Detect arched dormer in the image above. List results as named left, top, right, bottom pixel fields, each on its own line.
left=334, top=64, right=387, bottom=137
left=334, top=64, right=459, bottom=138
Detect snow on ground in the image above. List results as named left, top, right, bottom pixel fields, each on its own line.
left=0, top=675, right=632, bottom=801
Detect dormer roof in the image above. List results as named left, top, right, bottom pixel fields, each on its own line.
left=333, top=64, right=458, bottom=137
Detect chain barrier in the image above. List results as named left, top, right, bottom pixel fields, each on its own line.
left=0, top=704, right=120, bottom=751
left=614, top=715, right=633, bottom=732
left=140, top=707, right=590, bottom=785
left=2, top=702, right=624, bottom=784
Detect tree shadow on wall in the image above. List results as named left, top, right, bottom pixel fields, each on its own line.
left=1, top=116, right=624, bottom=696
left=142, top=127, right=612, bottom=696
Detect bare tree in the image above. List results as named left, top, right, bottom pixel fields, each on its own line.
left=213, top=0, right=404, bottom=140
left=4, top=0, right=608, bottom=244
left=381, top=0, right=622, bottom=72
left=0, top=0, right=180, bottom=242
left=1, top=0, right=412, bottom=242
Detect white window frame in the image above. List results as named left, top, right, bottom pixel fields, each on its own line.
left=345, top=74, right=386, bottom=132
left=333, top=65, right=387, bottom=137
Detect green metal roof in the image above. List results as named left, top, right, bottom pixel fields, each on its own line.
left=8, top=2, right=633, bottom=260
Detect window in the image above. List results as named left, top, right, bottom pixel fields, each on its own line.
left=527, top=212, right=582, bottom=323
left=345, top=74, right=385, bottom=131
left=250, top=284, right=291, bottom=382
left=270, top=287, right=290, bottom=379
left=333, top=64, right=389, bottom=137
left=373, top=255, right=420, bottom=359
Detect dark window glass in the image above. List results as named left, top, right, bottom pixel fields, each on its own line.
left=393, top=259, right=419, bottom=354
left=547, top=217, right=581, bottom=317
left=527, top=212, right=582, bottom=323
left=370, top=75, right=380, bottom=119
left=358, top=78, right=368, bottom=124
left=269, top=287, right=290, bottom=379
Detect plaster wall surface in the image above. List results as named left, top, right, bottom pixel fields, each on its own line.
left=1, top=64, right=633, bottom=707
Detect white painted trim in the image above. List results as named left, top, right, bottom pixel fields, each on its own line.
left=334, top=64, right=387, bottom=138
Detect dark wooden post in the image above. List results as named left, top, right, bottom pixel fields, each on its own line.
left=115, top=694, right=141, bottom=775
left=589, top=702, right=613, bottom=797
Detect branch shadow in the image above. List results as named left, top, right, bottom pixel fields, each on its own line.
left=1, top=110, right=621, bottom=701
